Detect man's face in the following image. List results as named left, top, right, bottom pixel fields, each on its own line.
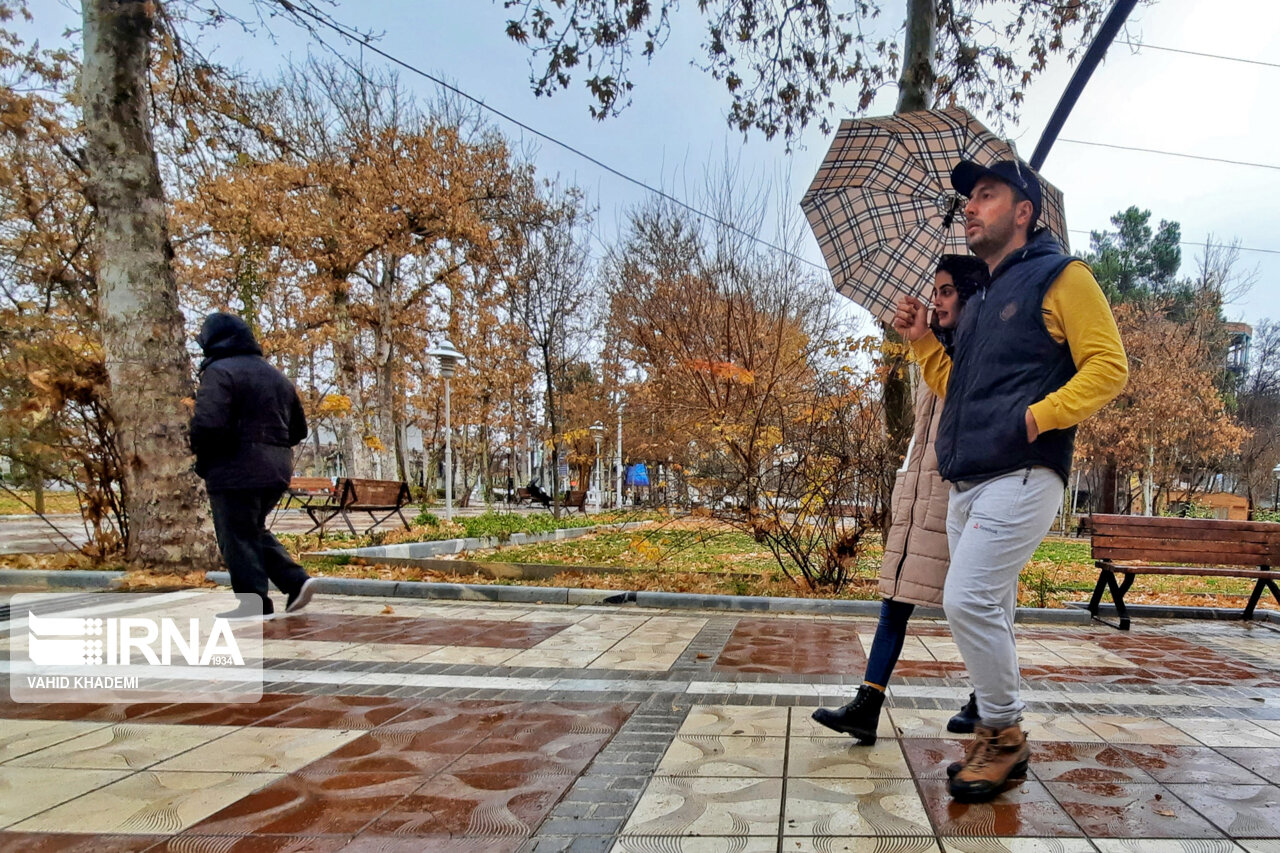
left=931, top=271, right=961, bottom=329
left=962, top=176, right=1030, bottom=260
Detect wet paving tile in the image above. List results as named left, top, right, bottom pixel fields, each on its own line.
left=0, top=832, right=159, bottom=853
left=1045, top=780, right=1224, bottom=839
left=1091, top=841, right=1245, bottom=853
left=1216, top=747, right=1280, bottom=781
left=259, top=613, right=568, bottom=648
left=131, top=695, right=310, bottom=727
left=917, top=778, right=1084, bottom=837
left=0, top=719, right=111, bottom=762
left=1073, top=715, right=1198, bottom=745
left=783, top=777, right=933, bottom=836
left=678, top=705, right=790, bottom=737
left=715, top=618, right=867, bottom=675
left=152, top=835, right=352, bottom=852
left=362, top=770, right=571, bottom=836
left=785, top=736, right=912, bottom=779
left=1164, top=784, right=1280, bottom=838
left=611, top=838, right=778, bottom=853
left=942, top=839, right=1097, bottom=852
left=0, top=766, right=131, bottom=827
left=153, top=727, right=363, bottom=774
left=1027, top=741, right=1155, bottom=784
left=1116, top=744, right=1270, bottom=785
left=1166, top=717, right=1280, bottom=748
left=11, top=770, right=282, bottom=835
left=341, top=836, right=523, bottom=853
left=251, top=696, right=421, bottom=730
left=188, top=771, right=421, bottom=836
left=6, top=723, right=239, bottom=771
left=621, top=777, right=783, bottom=836
left=653, top=736, right=785, bottom=777
left=900, top=737, right=974, bottom=780
left=293, top=730, right=474, bottom=778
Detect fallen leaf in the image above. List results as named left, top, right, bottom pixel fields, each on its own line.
left=1155, top=808, right=1176, bottom=817
left=696, top=653, right=710, bottom=660
left=381, top=605, right=394, bottom=614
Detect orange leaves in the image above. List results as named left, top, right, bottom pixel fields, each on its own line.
left=316, top=394, right=352, bottom=416
left=684, top=359, right=755, bottom=385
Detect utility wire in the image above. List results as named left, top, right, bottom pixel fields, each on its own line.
left=1058, top=138, right=1280, bottom=172
left=1115, top=40, right=1280, bottom=71
left=1068, top=230, right=1280, bottom=257
left=280, top=6, right=1280, bottom=266
left=285, top=3, right=827, bottom=272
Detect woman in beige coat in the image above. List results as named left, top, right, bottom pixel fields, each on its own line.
left=813, top=255, right=989, bottom=744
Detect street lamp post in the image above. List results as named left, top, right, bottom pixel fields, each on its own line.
left=1273, top=463, right=1280, bottom=510
left=428, top=339, right=466, bottom=522
left=616, top=406, right=624, bottom=509
left=589, top=421, right=605, bottom=511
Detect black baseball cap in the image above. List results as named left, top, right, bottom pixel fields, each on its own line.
left=950, top=159, right=1042, bottom=225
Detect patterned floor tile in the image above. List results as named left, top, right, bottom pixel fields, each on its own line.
left=652, top=735, right=784, bottom=778
left=1021, top=714, right=1104, bottom=743
left=0, top=719, right=110, bottom=762
left=1091, top=842, right=1246, bottom=853
left=900, top=738, right=974, bottom=780
left=153, top=726, right=362, bottom=774
left=131, top=695, right=311, bottom=727
left=1215, top=747, right=1280, bottom=781
left=783, top=777, right=933, bottom=836
left=1165, top=784, right=1280, bottom=838
left=942, top=840, right=1096, bottom=852
left=188, top=771, right=420, bottom=836
left=620, top=777, right=783, bottom=836
left=252, top=696, right=419, bottom=730
left=414, top=645, right=521, bottom=666
left=362, top=770, right=572, bottom=837
left=1073, top=715, right=1199, bottom=745
left=678, top=705, right=789, bottom=737
left=1166, top=717, right=1280, bottom=748
left=0, top=832, right=159, bottom=852
left=1045, top=781, right=1224, bottom=839
left=1027, top=741, right=1154, bottom=784
left=11, top=770, right=281, bottom=835
left=341, top=642, right=444, bottom=662
left=502, top=648, right=602, bottom=668
left=447, top=731, right=615, bottom=777
left=6, top=723, right=240, bottom=771
left=1238, top=841, right=1280, bottom=853
left=715, top=618, right=867, bottom=675
left=341, top=837, right=523, bottom=853
left=0, top=766, right=130, bottom=827
left=889, top=709, right=976, bottom=740
left=1116, top=744, right=1270, bottom=785
left=263, top=640, right=362, bottom=660
left=786, top=736, right=912, bottom=778
left=610, top=838, right=778, bottom=853
left=917, top=778, right=1084, bottom=837
left=153, top=834, right=353, bottom=852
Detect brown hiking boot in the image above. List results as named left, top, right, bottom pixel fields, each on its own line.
left=947, top=723, right=1030, bottom=802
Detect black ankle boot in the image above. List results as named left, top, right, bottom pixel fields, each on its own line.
left=947, top=691, right=979, bottom=734
left=811, top=685, right=885, bottom=745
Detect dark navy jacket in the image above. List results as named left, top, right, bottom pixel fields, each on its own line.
left=190, top=313, right=308, bottom=492
left=935, top=230, right=1078, bottom=485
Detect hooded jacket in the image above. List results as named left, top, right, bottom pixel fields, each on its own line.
left=190, top=312, right=308, bottom=492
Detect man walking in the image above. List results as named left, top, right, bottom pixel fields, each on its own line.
left=191, top=311, right=317, bottom=619
left=892, top=159, right=1128, bottom=802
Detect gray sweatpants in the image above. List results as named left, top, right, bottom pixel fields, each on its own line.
left=942, top=466, right=1062, bottom=729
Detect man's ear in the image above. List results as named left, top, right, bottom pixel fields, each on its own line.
left=1015, top=199, right=1035, bottom=231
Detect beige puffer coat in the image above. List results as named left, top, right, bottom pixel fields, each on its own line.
left=878, top=380, right=951, bottom=607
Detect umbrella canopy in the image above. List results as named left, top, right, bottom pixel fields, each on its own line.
left=800, top=107, right=1068, bottom=324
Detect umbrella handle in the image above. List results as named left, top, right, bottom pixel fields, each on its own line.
left=941, top=195, right=964, bottom=230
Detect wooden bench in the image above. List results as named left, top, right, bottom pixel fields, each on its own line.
left=1087, top=514, right=1280, bottom=630
left=564, top=490, right=588, bottom=514
left=281, top=477, right=335, bottom=509
left=304, top=477, right=413, bottom=537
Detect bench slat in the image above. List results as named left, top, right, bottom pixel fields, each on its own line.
left=1091, top=514, right=1280, bottom=535
left=1094, top=547, right=1274, bottom=566
left=1093, top=537, right=1276, bottom=561
left=1098, top=562, right=1280, bottom=580
left=1093, top=525, right=1275, bottom=546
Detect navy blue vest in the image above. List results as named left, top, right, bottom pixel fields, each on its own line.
left=936, top=230, right=1079, bottom=485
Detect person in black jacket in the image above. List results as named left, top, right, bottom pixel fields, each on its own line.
left=191, top=312, right=316, bottom=618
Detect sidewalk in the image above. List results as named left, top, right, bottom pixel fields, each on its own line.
left=2, top=590, right=1279, bottom=852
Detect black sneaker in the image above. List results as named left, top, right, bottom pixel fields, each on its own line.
left=286, top=578, right=318, bottom=614
left=947, top=691, right=979, bottom=734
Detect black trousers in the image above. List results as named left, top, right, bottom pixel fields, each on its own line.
left=208, top=487, right=309, bottom=608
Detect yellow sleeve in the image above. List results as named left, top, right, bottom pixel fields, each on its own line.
left=1028, top=261, right=1129, bottom=433
left=909, top=332, right=952, bottom=398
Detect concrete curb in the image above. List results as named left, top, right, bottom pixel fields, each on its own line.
left=310, top=521, right=651, bottom=560
left=3, top=568, right=1090, bottom=622
left=1073, top=601, right=1280, bottom=627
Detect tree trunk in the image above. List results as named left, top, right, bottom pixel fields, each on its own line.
left=81, top=0, right=216, bottom=571
left=1101, top=460, right=1119, bottom=514
left=371, top=257, right=400, bottom=479
left=331, top=284, right=370, bottom=477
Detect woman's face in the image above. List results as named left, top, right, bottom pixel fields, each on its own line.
left=932, top=271, right=961, bottom=329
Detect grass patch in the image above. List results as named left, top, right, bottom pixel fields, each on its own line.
left=0, top=490, right=82, bottom=515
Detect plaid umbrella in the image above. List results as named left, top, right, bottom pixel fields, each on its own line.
left=800, top=107, right=1068, bottom=324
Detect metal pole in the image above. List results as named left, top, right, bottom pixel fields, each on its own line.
left=594, top=436, right=602, bottom=510
left=616, top=409, right=623, bottom=508
left=1029, top=0, right=1141, bottom=171
left=444, top=377, right=452, bottom=522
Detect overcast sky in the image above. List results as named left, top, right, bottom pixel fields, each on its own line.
left=36, top=0, right=1280, bottom=330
